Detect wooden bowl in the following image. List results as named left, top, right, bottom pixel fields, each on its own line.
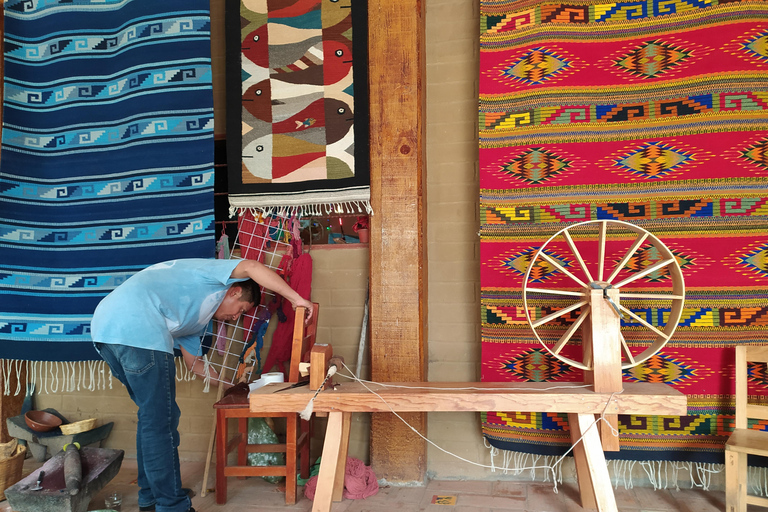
left=24, top=410, right=62, bottom=432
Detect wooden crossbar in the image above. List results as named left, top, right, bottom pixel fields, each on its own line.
left=250, top=380, right=686, bottom=512
left=250, top=381, right=685, bottom=415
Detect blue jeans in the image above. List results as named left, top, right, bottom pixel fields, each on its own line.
left=94, top=343, right=191, bottom=512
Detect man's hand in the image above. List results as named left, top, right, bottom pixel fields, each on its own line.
left=293, top=297, right=314, bottom=321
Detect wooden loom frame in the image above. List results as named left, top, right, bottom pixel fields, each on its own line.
left=250, top=314, right=688, bottom=512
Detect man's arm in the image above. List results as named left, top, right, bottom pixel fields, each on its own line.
left=180, top=345, right=229, bottom=387
left=231, top=259, right=313, bottom=319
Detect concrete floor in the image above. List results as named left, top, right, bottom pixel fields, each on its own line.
left=0, top=457, right=741, bottom=512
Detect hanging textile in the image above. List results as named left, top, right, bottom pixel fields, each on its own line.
left=0, top=0, right=216, bottom=365
left=479, top=0, right=768, bottom=465
left=225, top=0, right=370, bottom=216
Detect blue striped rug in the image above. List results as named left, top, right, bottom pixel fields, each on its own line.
left=0, top=0, right=216, bottom=362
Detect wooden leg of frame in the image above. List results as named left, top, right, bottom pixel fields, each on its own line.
left=332, top=412, right=352, bottom=502
left=725, top=449, right=746, bottom=512
left=311, top=411, right=345, bottom=512
left=570, top=413, right=618, bottom=512
left=569, top=413, right=597, bottom=510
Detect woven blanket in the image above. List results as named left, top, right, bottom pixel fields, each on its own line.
left=479, top=0, right=768, bottom=464
left=0, top=0, right=215, bottom=362
left=225, top=0, right=370, bottom=215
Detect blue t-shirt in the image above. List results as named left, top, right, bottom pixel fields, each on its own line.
left=91, top=258, right=244, bottom=356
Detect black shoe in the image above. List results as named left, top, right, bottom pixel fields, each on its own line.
left=138, top=489, right=195, bottom=512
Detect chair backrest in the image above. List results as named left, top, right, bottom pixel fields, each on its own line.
left=287, top=302, right=319, bottom=383
left=734, top=345, right=768, bottom=430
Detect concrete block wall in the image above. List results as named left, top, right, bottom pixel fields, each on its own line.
left=424, top=0, right=486, bottom=480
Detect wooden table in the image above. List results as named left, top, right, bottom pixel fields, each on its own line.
left=250, top=381, right=687, bottom=512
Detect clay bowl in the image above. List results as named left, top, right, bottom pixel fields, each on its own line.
left=24, top=410, right=62, bottom=432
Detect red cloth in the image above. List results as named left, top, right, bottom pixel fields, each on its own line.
left=261, top=251, right=312, bottom=376
left=304, top=457, right=379, bottom=500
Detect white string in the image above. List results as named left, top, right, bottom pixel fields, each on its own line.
left=2, top=360, right=10, bottom=395
left=326, top=362, right=622, bottom=494
left=51, top=361, right=60, bottom=393
left=14, top=360, right=22, bottom=395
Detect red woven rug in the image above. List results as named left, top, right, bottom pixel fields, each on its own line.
left=479, top=0, right=768, bottom=464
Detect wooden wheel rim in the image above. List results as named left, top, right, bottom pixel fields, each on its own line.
left=522, top=220, right=686, bottom=371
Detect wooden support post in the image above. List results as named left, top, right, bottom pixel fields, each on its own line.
left=368, top=0, right=428, bottom=483
left=582, top=286, right=622, bottom=451
left=310, top=344, right=333, bottom=391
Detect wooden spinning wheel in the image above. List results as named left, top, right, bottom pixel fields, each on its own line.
left=522, top=220, right=685, bottom=372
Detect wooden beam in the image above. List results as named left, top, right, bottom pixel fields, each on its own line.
left=250, top=381, right=687, bottom=417
left=367, top=0, right=428, bottom=483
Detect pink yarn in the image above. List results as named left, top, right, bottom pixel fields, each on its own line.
left=304, top=457, right=378, bottom=501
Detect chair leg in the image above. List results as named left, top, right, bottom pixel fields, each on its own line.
left=215, top=410, right=228, bottom=505
left=285, top=414, right=298, bottom=505
left=725, top=450, right=747, bottom=512
left=237, top=417, right=248, bottom=479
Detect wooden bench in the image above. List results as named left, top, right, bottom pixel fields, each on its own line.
left=250, top=380, right=687, bottom=512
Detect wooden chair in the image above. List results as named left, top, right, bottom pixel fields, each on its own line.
left=214, top=302, right=319, bottom=505
left=725, top=345, right=768, bottom=512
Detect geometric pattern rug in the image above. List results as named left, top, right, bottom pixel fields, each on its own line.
left=479, top=0, right=768, bottom=464
left=0, top=0, right=215, bottom=363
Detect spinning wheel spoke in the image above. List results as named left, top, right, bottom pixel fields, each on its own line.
left=562, top=230, right=594, bottom=283
left=606, top=232, right=649, bottom=283
left=530, top=300, right=588, bottom=328
left=539, top=252, right=588, bottom=288
left=618, top=304, right=671, bottom=341
left=618, top=331, right=635, bottom=365
left=613, top=258, right=676, bottom=289
left=597, top=221, right=607, bottom=282
left=552, top=306, right=590, bottom=356
left=619, top=292, right=684, bottom=300
left=526, top=287, right=584, bottom=297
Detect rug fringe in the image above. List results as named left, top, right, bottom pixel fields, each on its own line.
left=1, top=358, right=209, bottom=395
left=230, top=199, right=373, bottom=219
left=487, top=447, right=735, bottom=490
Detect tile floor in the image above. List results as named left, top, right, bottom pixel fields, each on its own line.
left=0, top=457, right=744, bottom=512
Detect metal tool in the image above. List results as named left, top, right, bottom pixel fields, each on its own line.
left=30, top=470, right=45, bottom=491
left=273, top=380, right=310, bottom=393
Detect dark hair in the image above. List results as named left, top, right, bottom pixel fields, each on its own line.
left=233, top=279, right=261, bottom=307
